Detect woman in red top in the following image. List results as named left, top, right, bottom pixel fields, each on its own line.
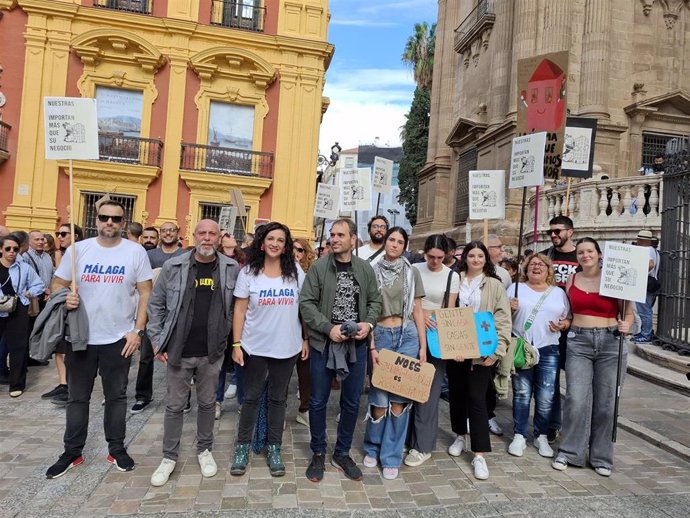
left=552, top=237, right=633, bottom=477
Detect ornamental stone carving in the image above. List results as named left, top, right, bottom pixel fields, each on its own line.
left=640, top=0, right=690, bottom=28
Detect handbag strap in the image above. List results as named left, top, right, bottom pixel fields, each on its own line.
left=441, top=270, right=453, bottom=309
left=523, top=286, right=554, bottom=332
left=367, top=247, right=384, bottom=263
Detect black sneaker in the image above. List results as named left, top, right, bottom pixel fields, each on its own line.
left=46, top=453, right=84, bottom=479
left=331, top=454, right=362, bottom=481
left=130, top=400, right=150, bottom=414
left=306, top=453, right=325, bottom=482
left=42, top=384, right=67, bottom=399
left=28, top=358, right=49, bottom=367
left=547, top=430, right=560, bottom=444
left=106, top=451, right=135, bottom=472
left=0, top=373, right=9, bottom=385
left=51, top=392, right=68, bottom=406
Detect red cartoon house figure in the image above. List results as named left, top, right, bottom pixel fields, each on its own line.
left=520, top=59, right=566, bottom=133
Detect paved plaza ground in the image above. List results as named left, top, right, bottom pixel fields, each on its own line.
left=0, top=358, right=688, bottom=517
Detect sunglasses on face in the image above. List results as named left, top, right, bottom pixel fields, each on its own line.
left=97, top=214, right=124, bottom=223
left=294, top=246, right=305, bottom=253
left=56, top=231, right=69, bottom=238
left=547, top=228, right=568, bottom=235
left=3, top=246, right=19, bottom=253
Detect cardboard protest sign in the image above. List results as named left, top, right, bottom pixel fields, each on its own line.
left=600, top=241, right=650, bottom=304
left=561, top=116, right=598, bottom=179
left=509, top=132, right=546, bottom=188
left=430, top=308, right=498, bottom=359
left=371, top=349, right=436, bottom=403
left=469, top=170, right=506, bottom=220
left=218, top=206, right=237, bottom=233
left=516, top=51, right=568, bottom=180
left=230, top=188, right=247, bottom=217
left=340, top=167, right=372, bottom=211
left=314, top=183, right=340, bottom=219
left=44, top=97, right=99, bottom=160
left=373, top=156, right=394, bottom=194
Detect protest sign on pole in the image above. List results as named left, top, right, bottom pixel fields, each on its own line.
left=562, top=116, right=598, bottom=179
left=230, top=188, right=247, bottom=218
left=509, top=132, right=547, bottom=189
left=340, top=167, right=372, bottom=212
left=469, top=170, right=506, bottom=221
left=314, top=183, right=340, bottom=220
left=600, top=242, right=650, bottom=304
left=218, top=206, right=238, bottom=233
left=371, top=350, right=436, bottom=403
left=373, top=156, right=393, bottom=194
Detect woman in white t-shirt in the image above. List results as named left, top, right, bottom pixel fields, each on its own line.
left=229, top=222, right=308, bottom=477
left=506, top=253, right=570, bottom=460
left=404, top=234, right=459, bottom=468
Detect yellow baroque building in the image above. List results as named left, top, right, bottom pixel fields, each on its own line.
left=0, top=0, right=333, bottom=242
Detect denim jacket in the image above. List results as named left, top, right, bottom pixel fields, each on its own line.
left=0, top=260, right=45, bottom=317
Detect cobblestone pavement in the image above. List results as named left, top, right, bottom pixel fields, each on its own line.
left=0, top=359, right=688, bottom=517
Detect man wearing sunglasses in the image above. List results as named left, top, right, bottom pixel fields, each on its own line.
left=148, top=222, right=186, bottom=269
left=46, top=200, right=153, bottom=479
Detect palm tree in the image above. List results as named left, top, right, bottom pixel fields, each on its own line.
left=401, top=22, right=436, bottom=91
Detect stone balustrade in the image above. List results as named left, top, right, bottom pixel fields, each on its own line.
left=524, top=174, right=663, bottom=250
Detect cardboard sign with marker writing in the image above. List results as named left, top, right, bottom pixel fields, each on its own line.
left=433, top=307, right=498, bottom=359
left=371, top=350, right=435, bottom=403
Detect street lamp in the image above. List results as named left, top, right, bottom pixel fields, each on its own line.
left=387, top=208, right=400, bottom=226
left=315, top=142, right=342, bottom=256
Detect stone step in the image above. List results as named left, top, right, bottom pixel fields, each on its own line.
left=628, top=342, right=690, bottom=397
left=634, top=341, right=690, bottom=374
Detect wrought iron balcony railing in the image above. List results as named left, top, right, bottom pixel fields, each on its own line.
left=94, top=0, right=152, bottom=15
left=454, top=0, right=496, bottom=54
left=181, top=143, right=274, bottom=179
left=210, top=0, right=265, bottom=32
left=0, top=121, right=10, bottom=153
left=98, top=133, right=163, bottom=167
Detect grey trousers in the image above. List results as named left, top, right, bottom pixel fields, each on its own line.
left=163, top=355, right=223, bottom=461
left=558, top=326, right=627, bottom=470
left=408, top=355, right=445, bottom=454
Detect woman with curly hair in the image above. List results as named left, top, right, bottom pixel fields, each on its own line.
left=230, top=222, right=308, bottom=477
left=446, top=240, right=511, bottom=480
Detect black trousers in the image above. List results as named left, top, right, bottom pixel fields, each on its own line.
left=64, top=339, right=132, bottom=457
left=134, top=334, right=154, bottom=402
left=446, top=359, right=492, bottom=453
left=0, top=303, right=30, bottom=392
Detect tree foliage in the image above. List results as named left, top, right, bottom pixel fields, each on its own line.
left=401, top=22, right=436, bottom=91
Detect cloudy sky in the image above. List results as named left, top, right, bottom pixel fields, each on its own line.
left=318, top=0, right=438, bottom=154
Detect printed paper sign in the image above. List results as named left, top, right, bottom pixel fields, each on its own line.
left=600, top=241, right=650, bottom=303
left=469, top=170, right=506, bottom=220
left=44, top=97, right=99, bottom=160
left=314, top=183, right=340, bottom=219
left=509, top=132, right=546, bottom=188
left=561, top=116, right=598, bottom=179
left=218, top=206, right=237, bottom=233
left=372, top=156, right=394, bottom=194
left=340, top=167, right=372, bottom=211
left=371, top=349, right=436, bottom=403
left=430, top=308, right=498, bottom=359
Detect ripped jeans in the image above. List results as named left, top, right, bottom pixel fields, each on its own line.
left=363, top=322, right=419, bottom=468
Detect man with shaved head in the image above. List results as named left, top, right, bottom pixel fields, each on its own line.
left=146, top=219, right=240, bottom=487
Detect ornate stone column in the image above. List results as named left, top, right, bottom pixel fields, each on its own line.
left=542, top=1, right=571, bottom=53
left=489, top=0, right=514, bottom=128
left=508, top=0, right=537, bottom=117
left=579, top=0, right=612, bottom=118
left=425, top=0, right=446, bottom=163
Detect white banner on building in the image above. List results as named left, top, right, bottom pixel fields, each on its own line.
left=372, top=156, right=394, bottom=194
left=341, top=167, right=372, bottom=212
left=44, top=97, right=99, bottom=160
left=314, top=183, right=340, bottom=219
left=469, top=170, right=505, bottom=220
left=600, top=241, right=650, bottom=304
left=509, top=132, right=546, bottom=188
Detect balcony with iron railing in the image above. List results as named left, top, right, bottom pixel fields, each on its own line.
left=210, top=0, right=265, bottom=32
left=180, top=143, right=274, bottom=179
left=93, top=0, right=152, bottom=15
left=0, top=121, right=10, bottom=164
left=454, top=0, right=496, bottom=54
left=98, top=133, right=163, bottom=167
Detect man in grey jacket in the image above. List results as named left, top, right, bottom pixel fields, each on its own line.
left=147, top=219, right=239, bottom=487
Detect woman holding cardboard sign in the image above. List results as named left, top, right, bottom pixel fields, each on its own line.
left=446, top=241, right=511, bottom=481
left=552, top=237, right=633, bottom=477
left=365, top=227, right=426, bottom=480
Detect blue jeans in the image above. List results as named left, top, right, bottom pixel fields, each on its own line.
left=309, top=342, right=367, bottom=457
left=635, top=292, right=656, bottom=341
left=512, top=344, right=559, bottom=438
left=363, top=323, right=419, bottom=468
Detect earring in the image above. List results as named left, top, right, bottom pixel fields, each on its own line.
left=260, top=244, right=265, bottom=251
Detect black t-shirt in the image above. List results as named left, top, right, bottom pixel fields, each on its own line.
left=331, top=260, right=360, bottom=324
left=0, top=264, right=16, bottom=296
left=182, top=260, right=216, bottom=358
left=541, top=246, right=578, bottom=289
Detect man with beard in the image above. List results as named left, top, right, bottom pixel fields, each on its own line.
left=141, top=227, right=159, bottom=251
left=147, top=219, right=239, bottom=487
left=355, top=215, right=388, bottom=265
left=46, top=200, right=153, bottom=478
left=147, top=222, right=186, bottom=269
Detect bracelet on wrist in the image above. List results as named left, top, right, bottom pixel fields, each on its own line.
left=232, top=342, right=242, bottom=348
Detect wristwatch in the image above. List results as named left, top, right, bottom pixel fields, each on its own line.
left=133, top=328, right=145, bottom=338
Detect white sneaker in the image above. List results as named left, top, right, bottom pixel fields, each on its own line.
left=224, top=384, right=237, bottom=400
left=363, top=455, right=377, bottom=468
left=594, top=466, right=612, bottom=477
left=150, top=458, right=176, bottom=487
left=472, top=456, right=489, bottom=480
left=488, top=417, right=503, bottom=436
left=404, top=449, right=431, bottom=467
left=214, top=402, right=222, bottom=420
left=534, top=435, right=554, bottom=458
left=508, top=434, right=527, bottom=457
left=448, top=435, right=466, bottom=457
left=296, top=410, right=309, bottom=427
left=197, top=449, right=217, bottom=478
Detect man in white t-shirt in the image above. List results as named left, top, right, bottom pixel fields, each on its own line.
left=355, top=215, right=388, bottom=265
left=46, top=200, right=153, bottom=479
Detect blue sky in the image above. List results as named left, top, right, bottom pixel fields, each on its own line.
left=318, top=0, right=437, bottom=154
